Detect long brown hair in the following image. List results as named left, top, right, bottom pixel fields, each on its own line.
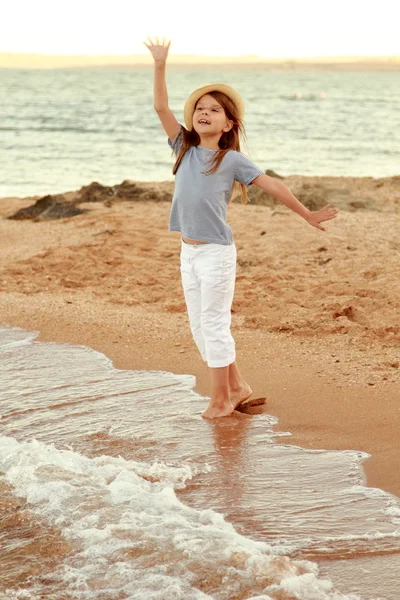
left=172, top=91, right=249, bottom=204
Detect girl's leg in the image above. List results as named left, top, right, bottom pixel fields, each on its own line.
left=180, top=245, right=207, bottom=361
left=203, top=364, right=232, bottom=418
left=198, top=244, right=252, bottom=417
left=228, top=361, right=253, bottom=408
left=202, top=361, right=253, bottom=418
left=199, top=245, right=236, bottom=371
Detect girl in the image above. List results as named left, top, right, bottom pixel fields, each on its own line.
left=144, top=37, right=338, bottom=419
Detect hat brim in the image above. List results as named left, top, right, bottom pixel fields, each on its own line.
left=183, top=83, right=245, bottom=130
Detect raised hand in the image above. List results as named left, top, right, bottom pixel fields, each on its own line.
left=306, top=204, right=339, bottom=231
left=143, top=37, right=171, bottom=64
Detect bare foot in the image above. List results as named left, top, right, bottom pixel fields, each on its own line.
left=202, top=400, right=235, bottom=419
left=230, top=384, right=253, bottom=410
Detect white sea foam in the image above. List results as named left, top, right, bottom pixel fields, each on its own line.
left=1, top=325, right=400, bottom=599
left=266, top=572, right=361, bottom=600
left=345, top=485, right=400, bottom=526
left=0, top=435, right=360, bottom=600
left=0, top=326, right=38, bottom=351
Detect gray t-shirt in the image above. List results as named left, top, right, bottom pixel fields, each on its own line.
left=168, top=125, right=264, bottom=245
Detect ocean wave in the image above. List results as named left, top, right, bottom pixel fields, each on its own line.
left=0, top=435, right=360, bottom=600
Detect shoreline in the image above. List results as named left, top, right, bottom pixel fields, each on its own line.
left=1, top=180, right=399, bottom=498
left=1, top=294, right=399, bottom=497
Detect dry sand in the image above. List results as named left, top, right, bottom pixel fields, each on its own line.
left=1, top=174, right=399, bottom=497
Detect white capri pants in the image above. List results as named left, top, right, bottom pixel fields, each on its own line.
left=180, top=240, right=237, bottom=368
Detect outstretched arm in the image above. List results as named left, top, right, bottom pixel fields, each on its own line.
left=251, top=173, right=338, bottom=231
left=143, top=37, right=181, bottom=142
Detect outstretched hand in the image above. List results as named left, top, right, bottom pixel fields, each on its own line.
left=306, top=204, right=339, bottom=231
left=143, top=37, right=171, bottom=63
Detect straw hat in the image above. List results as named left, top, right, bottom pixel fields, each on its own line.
left=183, top=83, right=245, bottom=129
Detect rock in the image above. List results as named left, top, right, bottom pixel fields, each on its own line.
left=5, top=179, right=175, bottom=222
left=293, top=182, right=331, bottom=211
left=349, top=200, right=367, bottom=209
left=7, top=195, right=86, bottom=221
left=77, top=180, right=173, bottom=204
left=265, top=169, right=284, bottom=179
left=78, top=181, right=117, bottom=203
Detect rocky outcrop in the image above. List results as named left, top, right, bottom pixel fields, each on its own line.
left=8, top=195, right=87, bottom=221
left=6, top=173, right=399, bottom=221
left=7, top=180, right=175, bottom=221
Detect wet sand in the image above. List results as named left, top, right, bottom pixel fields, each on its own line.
left=0, top=174, right=399, bottom=498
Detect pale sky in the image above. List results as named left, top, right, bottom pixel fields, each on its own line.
left=2, top=0, right=400, bottom=57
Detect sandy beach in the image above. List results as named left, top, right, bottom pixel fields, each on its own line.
left=1, top=173, right=399, bottom=500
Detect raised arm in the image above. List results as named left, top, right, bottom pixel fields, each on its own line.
left=251, top=173, right=338, bottom=231
left=143, top=37, right=181, bottom=142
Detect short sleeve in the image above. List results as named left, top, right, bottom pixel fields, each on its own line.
left=167, top=125, right=184, bottom=156
left=234, top=152, right=264, bottom=186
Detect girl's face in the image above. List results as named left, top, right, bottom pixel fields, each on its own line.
left=192, top=94, right=233, bottom=136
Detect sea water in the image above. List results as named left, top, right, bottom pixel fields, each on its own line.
left=0, top=326, right=399, bottom=599
left=1, top=67, right=399, bottom=198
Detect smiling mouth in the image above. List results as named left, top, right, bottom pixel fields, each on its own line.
left=198, top=119, right=211, bottom=125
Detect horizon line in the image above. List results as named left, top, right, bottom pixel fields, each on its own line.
left=1, top=52, right=400, bottom=69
